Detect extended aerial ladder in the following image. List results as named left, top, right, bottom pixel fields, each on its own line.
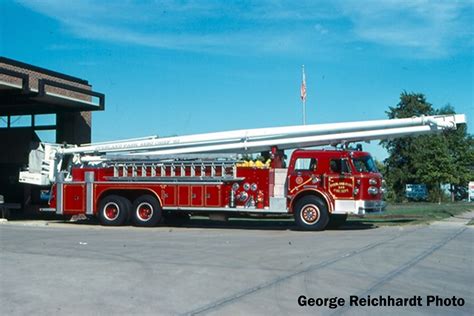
left=19, top=114, right=466, bottom=186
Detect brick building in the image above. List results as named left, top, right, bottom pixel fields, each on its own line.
left=0, top=57, right=105, bottom=212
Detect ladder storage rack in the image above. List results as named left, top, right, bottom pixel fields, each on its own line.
left=107, top=160, right=240, bottom=182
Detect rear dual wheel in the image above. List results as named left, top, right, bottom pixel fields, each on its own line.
left=98, top=194, right=162, bottom=227
left=131, top=195, right=162, bottom=227
left=98, top=195, right=131, bottom=226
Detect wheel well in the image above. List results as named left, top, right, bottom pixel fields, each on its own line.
left=291, top=190, right=330, bottom=213
left=96, top=189, right=162, bottom=209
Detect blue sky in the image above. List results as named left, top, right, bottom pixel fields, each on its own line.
left=1, top=0, right=473, bottom=160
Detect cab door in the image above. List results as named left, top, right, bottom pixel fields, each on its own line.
left=288, top=157, right=319, bottom=195
left=326, top=158, right=354, bottom=200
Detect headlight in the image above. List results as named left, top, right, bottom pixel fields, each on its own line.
left=369, top=178, right=378, bottom=185
left=243, top=183, right=250, bottom=191
left=368, top=186, right=379, bottom=195
left=251, top=183, right=258, bottom=191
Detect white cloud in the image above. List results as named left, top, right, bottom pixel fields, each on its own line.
left=314, top=24, right=329, bottom=35
left=339, top=0, right=474, bottom=57
left=16, top=0, right=473, bottom=59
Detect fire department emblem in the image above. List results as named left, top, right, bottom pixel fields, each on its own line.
left=295, top=176, right=303, bottom=184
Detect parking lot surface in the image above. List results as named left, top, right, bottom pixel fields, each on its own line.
left=1, top=214, right=473, bottom=315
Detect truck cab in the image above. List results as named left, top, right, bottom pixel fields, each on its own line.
left=285, top=149, right=384, bottom=230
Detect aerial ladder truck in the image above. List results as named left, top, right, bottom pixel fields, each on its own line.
left=19, top=114, right=466, bottom=230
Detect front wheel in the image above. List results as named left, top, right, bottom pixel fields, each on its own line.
left=294, top=196, right=329, bottom=231
left=132, top=195, right=162, bottom=227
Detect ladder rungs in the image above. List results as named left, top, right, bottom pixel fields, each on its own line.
left=110, top=161, right=237, bottom=179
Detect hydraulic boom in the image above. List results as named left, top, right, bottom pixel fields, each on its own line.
left=19, top=114, right=466, bottom=186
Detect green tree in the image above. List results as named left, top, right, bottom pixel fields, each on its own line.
left=411, top=134, right=456, bottom=202
left=438, top=105, right=474, bottom=200
left=381, top=92, right=472, bottom=202
left=385, top=92, right=434, bottom=119
left=381, top=92, right=435, bottom=201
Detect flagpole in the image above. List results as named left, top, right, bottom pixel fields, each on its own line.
left=301, top=65, right=306, bottom=125
left=303, top=98, right=306, bottom=125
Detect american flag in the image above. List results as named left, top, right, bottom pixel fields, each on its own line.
left=300, top=67, right=306, bottom=102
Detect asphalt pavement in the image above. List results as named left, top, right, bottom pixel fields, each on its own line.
left=0, top=213, right=473, bottom=315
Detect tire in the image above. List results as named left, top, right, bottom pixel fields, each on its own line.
left=327, top=214, right=348, bottom=229
left=131, top=195, right=162, bottom=227
left=98, top=195, right=131, bottom=226
left=294, top=196, right=329, bottom=231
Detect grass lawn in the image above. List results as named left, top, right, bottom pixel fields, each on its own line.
left=349, top=202, right=474, bottom=226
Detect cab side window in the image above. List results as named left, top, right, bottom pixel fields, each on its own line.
left=330, top=159, right=350, bottom=173
left=295, top=158, right=318, bottom=171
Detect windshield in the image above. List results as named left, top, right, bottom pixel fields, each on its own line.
left=352, top=155, right=378, bottom=173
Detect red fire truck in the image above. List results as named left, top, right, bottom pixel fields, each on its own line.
left=19, top=114, right=465, bottom=230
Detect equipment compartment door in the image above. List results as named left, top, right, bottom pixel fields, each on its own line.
left=160, top=185, right=176, bottom=206
left=205, top=185, right=221, bottom=207
left=63, top=184, right=85, bottom=213
left=191, top=186, right=204, bottom=206
left=178, top=185, right=190, bottom=206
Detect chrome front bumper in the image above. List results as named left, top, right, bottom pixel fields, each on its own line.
left=356, top=200, right=386, bottom=215
left=333, top=199, right=386, bottom=215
